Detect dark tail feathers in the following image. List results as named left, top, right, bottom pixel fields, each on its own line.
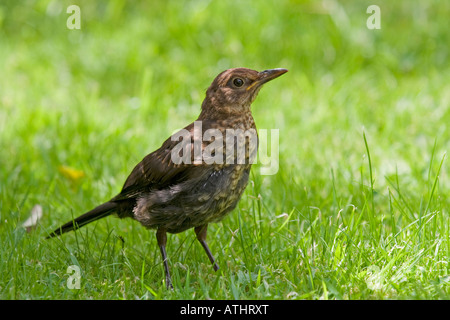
left=47, top=201, right=117, bottom=238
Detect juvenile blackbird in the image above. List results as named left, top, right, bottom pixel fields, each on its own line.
left=48, top=67, right=288, bottom=288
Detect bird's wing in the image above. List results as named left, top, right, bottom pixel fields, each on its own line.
left=111, top=123, right=199, bottom=201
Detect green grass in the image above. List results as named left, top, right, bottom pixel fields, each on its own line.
left=0, top=0, right=449, bottom=299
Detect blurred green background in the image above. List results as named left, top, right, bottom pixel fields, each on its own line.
left=0, top=0, right=449, bottom=299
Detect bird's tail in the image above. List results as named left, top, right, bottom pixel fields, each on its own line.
left=47, top=201, right=117, bottom=238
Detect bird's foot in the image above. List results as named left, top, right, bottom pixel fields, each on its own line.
left=165, top=276, right=174, bottom=290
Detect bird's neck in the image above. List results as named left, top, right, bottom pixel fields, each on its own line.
left=197, top=107, right=255, bottom=129
left=199, top=97, right=253, bottom=119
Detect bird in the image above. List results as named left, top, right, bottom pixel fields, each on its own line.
left=48, top=67, right=288, bottom=288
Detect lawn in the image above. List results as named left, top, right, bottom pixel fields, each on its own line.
left=0, top=0, right=449, bottom=299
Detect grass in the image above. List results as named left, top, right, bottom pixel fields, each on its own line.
left=0, top=0, right=449, bottom=299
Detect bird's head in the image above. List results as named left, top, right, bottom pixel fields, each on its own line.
left=200, top=67, right=288, bottom=118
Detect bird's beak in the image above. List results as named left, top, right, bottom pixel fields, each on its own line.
left=247, top=68, right=288, bottom=91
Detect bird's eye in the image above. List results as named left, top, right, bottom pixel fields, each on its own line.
left=232, top=78, right=244, bottom=87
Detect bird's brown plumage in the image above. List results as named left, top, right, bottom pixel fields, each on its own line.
left=48, top=67, right=288, bottom=288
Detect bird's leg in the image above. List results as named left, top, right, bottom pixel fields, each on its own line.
left=156, top=227, right=173, bottom=289
left=194, top=224, right=219, bottom=271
